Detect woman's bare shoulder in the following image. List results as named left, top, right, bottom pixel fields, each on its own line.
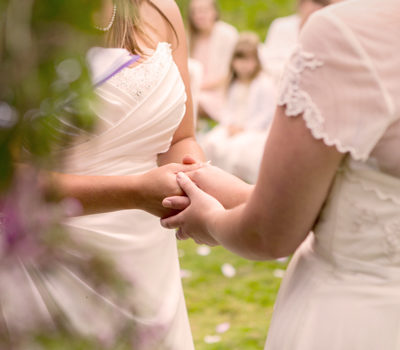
left=141, top=0, right=182, bottom=45
left=149, top=0, right=180, bottom=20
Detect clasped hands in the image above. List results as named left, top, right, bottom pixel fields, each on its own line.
left=155, top=156, right=253, bottom=246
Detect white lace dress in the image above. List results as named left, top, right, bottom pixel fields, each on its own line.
left=265, top=1, right=400, bottom=349
left=0, top=43, right=195, bottom=350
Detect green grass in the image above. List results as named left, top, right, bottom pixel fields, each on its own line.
left=178, top=240, right=288, bottom=350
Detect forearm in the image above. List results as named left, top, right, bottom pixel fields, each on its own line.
left=49, top=172, right=144, bottom=215
left=208, top=204, right=276, bottom=261
left=157, top=136, right=205, bottom=166
left=218, top=182, right=253, bottom=209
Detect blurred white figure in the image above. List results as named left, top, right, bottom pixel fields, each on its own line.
left=188, top=58, right=203, bottom=124
left=261, top=14, right=300, bottom=83
left=188, top=0, right=238, bottom=122
left=261, top=0, right=331, bottom=83
left=202, top=33, right=276, bottom=184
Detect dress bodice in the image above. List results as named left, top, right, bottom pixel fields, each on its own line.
left=312, top=157, right=400, bottom=282
left=62, top=42, right=186, bottom=176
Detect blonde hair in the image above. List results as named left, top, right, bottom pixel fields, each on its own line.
left=228, top=32, right=262, bottom=86
left=106, top=0, right=177, bottom=55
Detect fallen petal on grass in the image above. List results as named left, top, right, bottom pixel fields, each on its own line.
left=221, top=263, right=236, bottom=278
left=204, top=335, right=221, bottom=344
left=216, top=322, right=230, bottom=334
left=197, top=246, right=211, bottom=256
left=180, top=269, right=192, bottom=279
left=273, top=269, right=285, bottom=278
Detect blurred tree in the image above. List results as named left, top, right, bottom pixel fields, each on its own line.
left=0, top=0, right=100, bottom=189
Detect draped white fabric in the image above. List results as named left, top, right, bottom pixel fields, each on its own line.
left=62, top=42, right=194, bottom=349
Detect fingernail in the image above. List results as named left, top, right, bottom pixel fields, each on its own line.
left=177, top=172, right=184, bottom=179
left=162, top=199, right=172, bottom=208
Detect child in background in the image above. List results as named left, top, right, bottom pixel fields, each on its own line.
left=201, top=32, right=276, bottom=184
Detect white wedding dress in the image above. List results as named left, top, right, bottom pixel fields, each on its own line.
left=0, top=43, right=194, bottom=349
left=265, top=0, right=400, bottom=349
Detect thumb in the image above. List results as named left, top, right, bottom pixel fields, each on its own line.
left=176, top=172, right=201, bottom=198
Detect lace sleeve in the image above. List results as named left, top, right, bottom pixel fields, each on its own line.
left=277, top=9, right=396, bottom=161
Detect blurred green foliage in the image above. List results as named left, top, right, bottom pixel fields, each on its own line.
left=178, top=0, right=297, bottom=39
left=0, top=0, right=102, bottom=190
left=0, top=1, right=126, bottom=348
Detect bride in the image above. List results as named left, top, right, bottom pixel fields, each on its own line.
left=1, top=0, right=203, bottom=349
left=162, top=0, right=400, bottom=349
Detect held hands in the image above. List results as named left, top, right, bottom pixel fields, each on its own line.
left=160, top=160, right=253, bottom=246
left=161, top=172, right=224, bottom=246
left=136, top=162, right=203, bottom=218
left=184, top=161, right=253, bottom=209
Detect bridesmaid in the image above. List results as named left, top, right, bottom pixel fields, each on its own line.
left=188, top=0, right=238, bottom=121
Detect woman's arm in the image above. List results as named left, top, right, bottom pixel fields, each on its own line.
left=147, top=0, right=205, bottom=165
left=161, top=106, right=344, bottom=260
left=43, top=162, right=202, bottom=217
left=184, top=163, right=253, bottom=209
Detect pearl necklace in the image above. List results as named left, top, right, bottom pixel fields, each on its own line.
left=95, top=3, right=117, bottom=32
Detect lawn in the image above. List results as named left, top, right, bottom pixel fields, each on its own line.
left=178, top=240, right=288, bottom=350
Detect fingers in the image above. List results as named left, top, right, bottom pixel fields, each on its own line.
left=176, top=172, right=202, bottom=198
left=162, top=196, right=190, bottom=210
left=176, top=228, right=190, bottom=241
left=172, top=162, right=204, bottom=174
left=160, top=211, right=184, bottom=229
left=182, top=155, right=197, bottom=165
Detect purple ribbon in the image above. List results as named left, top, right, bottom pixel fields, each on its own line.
left=94, top=54, right=140, bottom=88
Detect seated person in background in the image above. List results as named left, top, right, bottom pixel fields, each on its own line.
left=261, top=0, right=331, bottom=83
left=201, top=32, right=276, bottom=184
left=188, top=0, right=238, bottom=122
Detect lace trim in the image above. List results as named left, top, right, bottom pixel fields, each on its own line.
left=345, top=194, right=400, bottom=262
left=342, top=159, right=400, bottom=206
left=107, top=43, right=172, bottom=104
left=347, top=176, right=400, bottom=206
left=277, top=45, right=367, bottom=161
